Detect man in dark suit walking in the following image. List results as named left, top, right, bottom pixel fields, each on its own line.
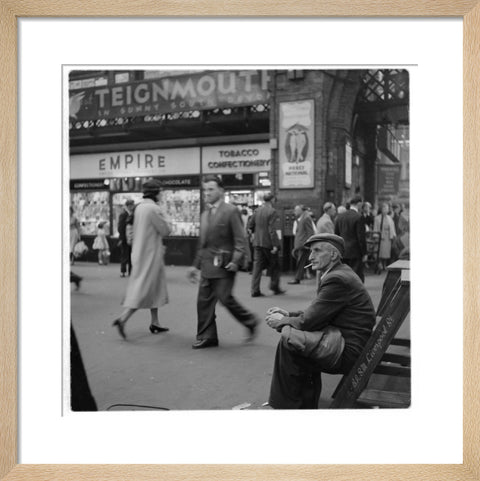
left=334, top=195, right=368, bottom=282
left=288, top=205, right=316, bottom=284
left=187, top=175, right=260, bottom=349
left=249, top=193, right=284, bottom=297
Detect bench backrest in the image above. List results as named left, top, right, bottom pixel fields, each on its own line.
left=330, top=270, right=410, bottom=409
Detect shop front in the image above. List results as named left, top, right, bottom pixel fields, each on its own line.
left=202, top=142, right=272, bottom=209
left=70, top=147, right=201, bottom=265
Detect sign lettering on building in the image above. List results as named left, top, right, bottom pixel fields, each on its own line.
left=377, top=164, right=401, bottom=195
left=70, top=148, right=200, bottom=179
left=202, top=143, right=271, bottom=174
left=69, top=70, right=270, bottom=121
left=279, top=100, right=315, bottom=189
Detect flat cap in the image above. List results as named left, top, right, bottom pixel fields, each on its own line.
left=304, top=233, right=345, bottom=256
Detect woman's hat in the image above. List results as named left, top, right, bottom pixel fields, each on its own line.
left=142, top=179, right=162, bottom=194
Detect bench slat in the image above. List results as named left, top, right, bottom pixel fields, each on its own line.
left=356, top=389, right=411, bottom=408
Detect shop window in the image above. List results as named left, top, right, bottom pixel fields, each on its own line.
left=71, top=191, right=110, bottom=236
left=159, top=189, right=200, bottom=237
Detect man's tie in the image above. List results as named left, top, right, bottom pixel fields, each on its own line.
left=207, top=206, right=214, bottom=228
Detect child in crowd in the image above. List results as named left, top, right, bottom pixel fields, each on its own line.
left=93, top=221, right=110, bottom=265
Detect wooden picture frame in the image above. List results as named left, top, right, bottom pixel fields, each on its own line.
left=1, top=1, right=478, bottom=480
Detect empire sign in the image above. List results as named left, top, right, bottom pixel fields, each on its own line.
left=69, top=70, right=271, bottom=121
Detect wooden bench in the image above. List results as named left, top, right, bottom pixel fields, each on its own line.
left=330, top=269, right=410, bottom=409
left=377, top=259, right=410, bottom=317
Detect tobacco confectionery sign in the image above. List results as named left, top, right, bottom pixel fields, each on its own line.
left=278, top=99, right=315, bottom=189
left=202, top=143, right=271, bottom=174
left=69, top=70, right=270, bottom=121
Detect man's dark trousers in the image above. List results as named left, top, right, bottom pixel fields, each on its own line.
left=294, top=248, right=311, bottom=282
left=343, top=257, right=364, bottom=283
left=251, top=246, right=280, bottom=294
left=269, top=340, right=323, bottom=409
left=120, top=241, right=132, bottom=275
left=196, top=274, right=256, bottom=340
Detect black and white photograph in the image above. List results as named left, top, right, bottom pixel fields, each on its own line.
left=67, top=67, right=410, bottom=412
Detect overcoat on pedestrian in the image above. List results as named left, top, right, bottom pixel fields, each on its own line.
left=374, top=214, right=396, bottom=260
left=122, top=198, right=171, bottom=309
left=334, top=209, right=367, bottom=259
left=293, top=211, right=315, bottom=252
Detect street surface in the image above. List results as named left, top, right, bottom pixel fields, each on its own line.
left=70, top=263, right=408, bottom=410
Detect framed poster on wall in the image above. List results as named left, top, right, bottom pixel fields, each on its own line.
left=278, top=99, right=315, bottom=189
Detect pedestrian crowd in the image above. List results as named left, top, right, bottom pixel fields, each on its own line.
left=71, top=177, right=409, bottom=409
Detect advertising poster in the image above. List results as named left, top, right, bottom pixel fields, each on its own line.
left=279, top=99, right=315, bottom=188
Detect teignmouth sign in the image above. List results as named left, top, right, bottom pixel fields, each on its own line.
left=69, top=70, right=271, bottom=121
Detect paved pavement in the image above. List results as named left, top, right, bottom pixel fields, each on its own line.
left=70, top=262, right=408, bottom=410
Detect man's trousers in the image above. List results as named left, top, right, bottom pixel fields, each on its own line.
left=251, top=246, right=281, bottom=294
left=196, top=274, right=257, bottom=341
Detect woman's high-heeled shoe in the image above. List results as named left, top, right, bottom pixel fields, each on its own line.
left=149, top=324, right=169, bottom=334
left=112, top=319, right=127, bottom=339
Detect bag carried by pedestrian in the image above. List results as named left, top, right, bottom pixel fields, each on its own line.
left=73, top=240, right=89, bottom=259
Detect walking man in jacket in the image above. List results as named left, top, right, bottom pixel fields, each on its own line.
left=264, top=233, right=376, bottom=409
left=249, top=193, right=284, bottom=297
left=288, top=205, right=316, bottom=285
left=117, top=198, right=135, bottom=277
left=187, top=175, right=260, bottom=349
left=334, top=195, right=368, bottom=282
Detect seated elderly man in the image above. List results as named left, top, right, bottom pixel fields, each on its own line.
left=265, top=233, right=376, bottom=409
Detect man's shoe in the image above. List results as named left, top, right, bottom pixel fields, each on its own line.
left=251, top=292, right=265, bottom=297
left=271, top=289, right=286, bottom=295
left=192, top=339, right=219, bottom=349
left=287, top=280, right=300, bottom=285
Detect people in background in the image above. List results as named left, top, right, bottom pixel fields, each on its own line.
left=316, top=202, right=336, bottom=234
left=117, top=199, right=135, bottom=278
left=374, top=202, right=396, bottom=272
left=70, top=206, right=81, bottom=265
left=288, top=205, right=316, bottom=285
left=249, top=193, right=284, bottom=297
left=361, top=201, right=374, bottom=231
left=334, top=196, right=367, bottom=282
left=92, top=221, right=110, bottom=266
left=265, top=233, right=375, bottom=409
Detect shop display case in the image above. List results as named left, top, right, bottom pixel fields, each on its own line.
left=159, top=189, right=200, bottom=237
left=225, top=189, right=270, bottom=207
left=71, top=191, right=110, bottom=235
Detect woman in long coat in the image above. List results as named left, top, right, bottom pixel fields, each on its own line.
left=373, top=202, right=396, bottom=272
left=113, top=180, right=172, bottom=340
